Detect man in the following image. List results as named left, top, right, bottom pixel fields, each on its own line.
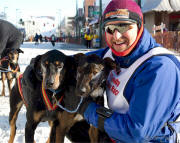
left=66, top=0, right=180, bottom=142
left=0, top=19, right=23, bottom=57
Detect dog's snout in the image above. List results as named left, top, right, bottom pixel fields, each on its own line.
left=90, top=80, right=96, bottom=88
left=46, top=79, right=54, bottom=87
left=80, top=87, right=86, bottom=94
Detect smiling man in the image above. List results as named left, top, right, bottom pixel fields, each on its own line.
left=66, top=0, right=180, bottom=142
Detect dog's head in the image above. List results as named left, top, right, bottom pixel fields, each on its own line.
left=74, top=53, right=116, bottom=97
left=32, top=50, right=70, bottom=90
left=7, top=49, right=24, bottom=65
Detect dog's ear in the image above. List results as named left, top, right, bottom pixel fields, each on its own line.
left=103, top=57, right=118, bottom=74
left=73, top=53, right=86, bottom=61
left=2, top=48, right=11, bottom=57
left=30, top=55, right=42, bottom=81
left=73, top=53, right=86, bottom=65
left=17, top=48, right=24, bottom=54
left=65, top=56, right=76, bottom=70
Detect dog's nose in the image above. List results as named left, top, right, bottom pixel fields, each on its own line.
left=46, top=79, right=54, bottom=87
left=80, top=87, right=86, bottom=94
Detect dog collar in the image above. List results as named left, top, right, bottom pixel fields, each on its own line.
left=41, top=82, right=64, bottom=111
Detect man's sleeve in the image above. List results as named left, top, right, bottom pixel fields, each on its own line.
left=83, top=56, right=180, bottom=142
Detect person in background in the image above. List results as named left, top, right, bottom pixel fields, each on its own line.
left=39, top=34, right=43, bottom=43
left=0, top=19, right=23, bottom=56
left=51, top=34, right=56, bottom=47
left=34, top=33, right=39, bottom=45
left=84, top=28, right=93, bottom=49
left=66, top=0, right=180, bottom=142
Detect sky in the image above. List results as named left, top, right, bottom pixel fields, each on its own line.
left=0, top=0, right=83, bottom=24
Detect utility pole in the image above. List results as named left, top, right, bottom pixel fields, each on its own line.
left=16, top=9, right=20, bottom=27
left=76, top=0, right=78, bottom=37
left=99, top=0, right=102, bottom=48
left=4, top=7, right=8, bottom=20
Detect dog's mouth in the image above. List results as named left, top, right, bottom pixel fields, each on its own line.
left=43, top=80, right=60, bottom=90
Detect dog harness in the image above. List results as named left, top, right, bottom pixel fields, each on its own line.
left=17, top=74, right=28, bottom=107
left=41, top=82, right=64, bottom=111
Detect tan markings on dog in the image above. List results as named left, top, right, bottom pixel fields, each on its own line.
left=55, top=112, right=78, bottom=143
left=55, top=61, right=60, bottom=66
left=53, top=73, right=60, bottom=89
left=8, top=101, right=23, bottom=143
left=13, top=53, right=19, bottom=64
left=45, top=61, right=49, bottom=65
left=88, top=125, right=99, bottom=143
left=74, top=114, right=83, bottom=121
left=1, top=73, right=6, bottom=96
left=7, top=72, right=14, bottom=95
left=33, top=111, right=46, bottom=122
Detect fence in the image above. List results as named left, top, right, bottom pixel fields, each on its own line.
left=152, top=31, right=180, bottom=54
left=65, top=31, right=180, bottom=54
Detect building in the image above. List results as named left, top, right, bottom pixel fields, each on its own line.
left=20, top=16, right=57, bottom=41
left=142, top=0, right=180, bottom=33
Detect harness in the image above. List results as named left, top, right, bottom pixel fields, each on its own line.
left=0, top=56, right=19, bottom=73
left=41, top=82, right=64, bottom=111
left=17, top=72, right=84, bottom=113
left=17, top=74, right=28, bottom=107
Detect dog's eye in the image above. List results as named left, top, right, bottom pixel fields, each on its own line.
left=45, top=61, right=49, bottom=65
left=93, top=71, right=98, bottom=75
left=55, top=61, right=60, bottom=66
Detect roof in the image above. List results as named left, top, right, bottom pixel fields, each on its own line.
left=142, top=0, right=180, bottom=13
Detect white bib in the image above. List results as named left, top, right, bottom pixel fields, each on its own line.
left=104, top=47, right=176, bottom=114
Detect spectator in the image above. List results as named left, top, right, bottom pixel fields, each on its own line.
left=51, top=34, right=56, bottom=47
left=34, top=33, right=39, bottom=45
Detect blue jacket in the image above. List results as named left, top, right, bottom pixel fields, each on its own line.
left=84, top=28, right=180, bottom=143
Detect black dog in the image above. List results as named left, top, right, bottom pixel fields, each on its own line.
left=49, top=53, right=116, bottom=143
left=1, top=48, right=23, bottom=96
left=0, top=19, right=23, bottom=56
left=8, top=49, right=75, bottom=143
left=8, top=51, right=116, bottom=143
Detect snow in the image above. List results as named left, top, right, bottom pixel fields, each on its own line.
left=0, top=42, right=91, bottom=143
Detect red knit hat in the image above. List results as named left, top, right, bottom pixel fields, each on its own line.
left=102, top=0, right=143, bottom=28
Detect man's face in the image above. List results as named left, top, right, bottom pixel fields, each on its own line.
left=105, top=21, right=138, bottom=53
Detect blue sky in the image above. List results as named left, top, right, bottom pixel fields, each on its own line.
left=0, top=0, right=83, bottom=23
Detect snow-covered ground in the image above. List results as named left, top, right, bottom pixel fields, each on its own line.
left=0, top=42, right=92, bottom=143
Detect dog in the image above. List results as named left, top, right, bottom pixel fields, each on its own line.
left=8, top=50, right=116, bottom=143
left=8, top=49, right=75, bottom=143
left=0, top=48, right=23, bottom=96
left=49, top=53, right=117, bottom=143
left=0, top=19, right=23, bottom=56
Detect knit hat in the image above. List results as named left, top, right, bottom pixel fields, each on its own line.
left=102, top=0, right=143, bottom=28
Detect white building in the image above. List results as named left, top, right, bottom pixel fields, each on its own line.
left=21, top=16, right=58, bottom=40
